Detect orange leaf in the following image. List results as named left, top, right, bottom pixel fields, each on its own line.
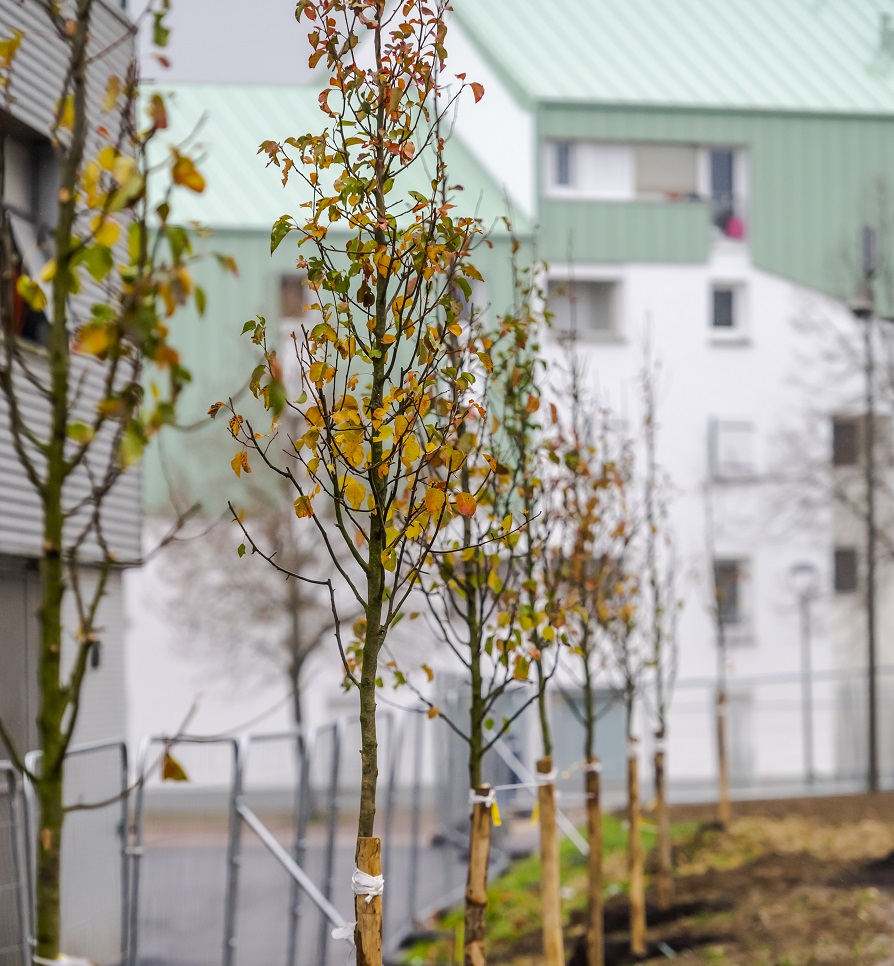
left=161, top=751, right=189, bottom=782
left=294, top=495, right=314, bottom=518
left=171, top=150, right=206, bottom=193
left=231, top=451, right=250, bottom=477
left=425, top=486, right=446, bottom=516
left=525, top=395, right=540, bottom=414
left=470, top=82, right=485, bottom=103
left=456, top=492, right=477, bottom=517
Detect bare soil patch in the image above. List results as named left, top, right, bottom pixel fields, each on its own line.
left=559, top=792, right=894, bottom=966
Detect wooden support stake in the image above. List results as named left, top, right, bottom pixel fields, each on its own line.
left=464, top=784, right=493, bottom=966
left=654, top=747, right=673, bottom=911
left=716, top=691, right=731, bottom=829
left=627, top=753, right=647, bottom=958
left=355, top=836, right=382, bottom=966
left=537, top=755, right=565, bottom=966
left=585, top=757, right=604, bottom=966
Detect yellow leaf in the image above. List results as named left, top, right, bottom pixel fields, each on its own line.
left=91, top=215, right=120, bottom=247
left=58, top=94, right=74, bottom=132
left=161, top=751, right=190, bottom=782
left=230, top=451, right=250, bottom=478
left=344, top=476, right=366, bottom=510
left=455, top=492, right=477, bottom=518
left=491, top=799, right=502, bottom=827
left=15, top=275, right=46, bottom=312
left=39, top=260, right=56, bottom=283
left=75, top=323, right=113, bottom=358
left=425, top=486, right=445, bottom=516
left=401, top=435, right=421, bottom=465
left=427, top=706, right=440, bottom=719
left=294, top=495, right=314, bottom=518
left=171, top=150, right=206, bottom=193
left=97, top=145, right=117, bottom=171
left=102, top=75, right=121, bottom=112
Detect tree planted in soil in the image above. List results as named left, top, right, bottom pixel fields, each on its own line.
left=219, top=3, right=489, bottom=961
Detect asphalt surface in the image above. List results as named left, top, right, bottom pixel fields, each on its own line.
left=133, top=837, right=471, bottom=966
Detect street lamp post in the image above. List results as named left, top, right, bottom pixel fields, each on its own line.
left=849, top=225, right=883, bottom=793
left=790, top=562, right=819, bottom=786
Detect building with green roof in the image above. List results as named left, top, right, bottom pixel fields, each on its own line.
left=131, top=4, right=894, bottom=793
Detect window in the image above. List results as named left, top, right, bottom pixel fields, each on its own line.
left=830, top=414, right=892, bottom=467
left=834, top=548, right=858, bottom=593
left=635, top=144, right=697, bottom=198
left=712, top=287, right=736, bottom=329
left=709, top=420, right=755, bottom=480
left=547, top=279, right=618, bottom=337
left=2, top=133, right=50, bottom=345
left=554, top=141, right=572, bottom=188
left=280, top=275, right=306, bottom=319
left=832, top=416, right=860, bottom=467
left=546, top=141, right=633, bottom=199
left=713, top=560, right=745, bottom=625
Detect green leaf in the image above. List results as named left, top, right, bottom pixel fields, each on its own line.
left=237, top=543, right=246, bottom=557
left=194, top=285, right=206, bottom=317
left=152, top=11, right=170, bottom=48
left=119, top=424, right=145, bottom=468
left=67, top=422, right=94, bottom=445
left=271, top=215, right=293, bottom=254
left=83, top=245, right=114, bottom=283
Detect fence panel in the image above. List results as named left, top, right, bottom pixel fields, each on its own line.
left=23, top=741, right=128, bottom=965
left=128, top=737, right=240, bottom=966
left=0, top=764, right=27, bottom=966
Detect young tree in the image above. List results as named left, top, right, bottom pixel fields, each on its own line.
left=0, top=3, right=208, bottom=958
left=704, top=490, right=732, bottom=829
left=403, top=264, right=541, bottom=966
left=501, top=271, right=566, bottom=966
left=639, top=345, right=679, bottom=911
left=219, top=3, right=490, bottom=961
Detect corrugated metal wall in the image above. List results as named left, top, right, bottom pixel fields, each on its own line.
left=0, top=0, right=132, bottom=141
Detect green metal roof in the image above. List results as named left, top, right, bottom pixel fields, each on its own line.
left=149, top=82, right=527, bottom=233
left=451, top=0, right=894, bottom=114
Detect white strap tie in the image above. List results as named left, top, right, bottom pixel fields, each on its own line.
left=469, top=788, right=496, bottom=808
left=584, top=760, right=602, bottom=774
left=654, top=738, right=667, bottom=754
left=331, top=922, right=355, bottom=941
left=536, top=769, right=558, bottom=785
left=352, top=867, right=384, bottom=905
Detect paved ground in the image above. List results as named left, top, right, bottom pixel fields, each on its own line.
left=133, top=824, right=472, bottom=966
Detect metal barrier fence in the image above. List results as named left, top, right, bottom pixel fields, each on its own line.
left=0, top=764, right=28, bottom=966
left=22, top=740, right=129, bottom=966
left=11, top=665, right=894, bottom=964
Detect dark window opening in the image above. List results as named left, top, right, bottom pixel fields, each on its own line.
left=832, top=417, right=860, bottom=467
left=712, top=287, right=735, bottom=328
left=280, top=275, right=306, bottom=319
left=834, top=548, right=858, bottom=593
left=710, top=148, right=735, bottom=231
left=555, top=142, right=572, bottom=187
left=714, top=560, right=743, bottom=624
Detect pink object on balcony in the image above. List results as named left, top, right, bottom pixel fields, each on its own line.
left=725, top=215, right=745, bottom=239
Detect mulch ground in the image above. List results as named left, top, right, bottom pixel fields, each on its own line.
left=526, top=792, right=894, bottom=965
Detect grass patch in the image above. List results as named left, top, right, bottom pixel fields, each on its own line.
left=403, top=814, right=690, bottom=964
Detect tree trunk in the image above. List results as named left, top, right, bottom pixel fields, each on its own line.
left=716, top=690, right=731, bottom=829
left=585, top=757, right=604, bottom=966
left=627, top=752, right=646, bottom=957
left=355, top=836, right=382, bottom=966
left=463, top=784, right=493, bottom=966
left=654, top=746, right=672, bottom=912
left=537, top=756, right=564, bottom=966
